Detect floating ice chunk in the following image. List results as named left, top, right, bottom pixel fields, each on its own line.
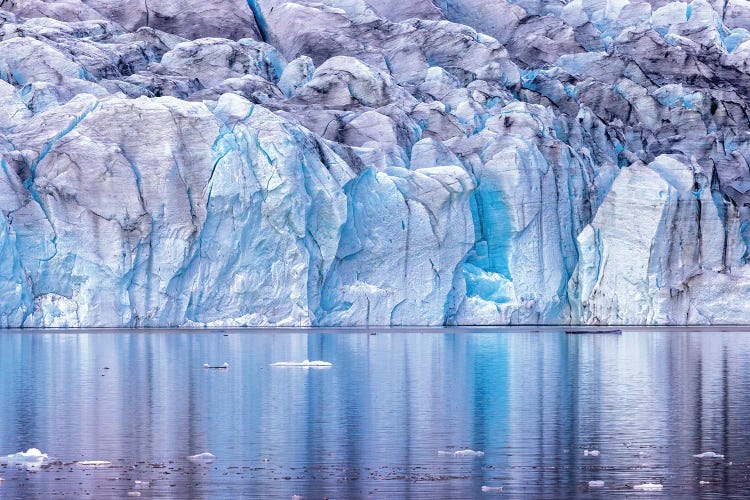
left=2, top=448, right=49, bottom=463
left=2, top=448, right=51, bottom=469
left=699, top=480, right=710, bottom=485
left=481, top=485, right=503, bottom=492
left=187, top=452, right=216, bottom=462
left=203, top=363, right=229, bottom=369
left=77, top=461, right=112, bottom=467
left=693, top=452, right=724, bottom=459
left=584, top=449, right=600, bottom=456
left=633, top=483, right=663, bottom=491
left=127, top=493, right=141, bottom=497
left=588, top=480, right=605, bottom=487
left=270, top=360, right=332, bottom=367
left=134, top=480, right=150, bottom=488
left=454, top=449, right=485, bottom=457
left=439, top=449, right=485, bottom=457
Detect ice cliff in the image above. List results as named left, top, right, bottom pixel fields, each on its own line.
left=1, top=0, right=750, bottom=326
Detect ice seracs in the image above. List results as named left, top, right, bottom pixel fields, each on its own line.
left=1, top=0, right=750, bottom=326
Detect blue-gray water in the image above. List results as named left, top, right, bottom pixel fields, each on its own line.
left=0, top=329, right=749, bottom=498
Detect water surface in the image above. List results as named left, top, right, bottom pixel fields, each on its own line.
left=0, top=328, right=749, bottom=498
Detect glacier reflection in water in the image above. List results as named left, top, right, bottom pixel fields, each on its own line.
left=0, top=329, right=749, bottom=498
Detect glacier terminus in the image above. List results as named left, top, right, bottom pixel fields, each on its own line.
left=1, top=0, right=750, bottom=327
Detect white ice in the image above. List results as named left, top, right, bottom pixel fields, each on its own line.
left=481, top=485, right=503, bottom=492
left=270, top=360, right=333, bottom=367
left=2, top=448, right=48, bottom=462
left=187, top=452, right=216, bottom=462
left=693, top=452, right=724, bottom=459
left=439, top=449, right=485, bottom=457
left=633, top=483, right=664, bottom=491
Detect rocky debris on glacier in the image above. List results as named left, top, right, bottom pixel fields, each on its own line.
left=0, top=0, right=750, bottom=326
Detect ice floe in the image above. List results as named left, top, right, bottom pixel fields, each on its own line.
left=583, top=449, right=600, bottom=456
left=633, top=483, right=663, bottom=491
left=203, top=362, right=229, bottom=369
left=588, top=480, right=605, bottom=487
left=693, top=452, right=724, bottom=459
left=271, top=360, right=332, bottom=367
left=187, top=452, right=216, bottom=462
left=76, top=460, right=112, bottom=467
left=481, top=485, right=503, bottom=492
left=438, top=449, right=485, bottom=458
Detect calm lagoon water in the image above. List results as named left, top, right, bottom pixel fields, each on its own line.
left=1, top=328, right=750, bottom=498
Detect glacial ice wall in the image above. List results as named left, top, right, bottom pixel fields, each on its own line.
left=0, top=0, right=750, bottom=326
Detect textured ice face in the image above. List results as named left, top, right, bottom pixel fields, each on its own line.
left=1, top=1, right=750, bottom=326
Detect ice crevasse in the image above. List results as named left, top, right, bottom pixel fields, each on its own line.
left=0, top=0, right=750, bottom=326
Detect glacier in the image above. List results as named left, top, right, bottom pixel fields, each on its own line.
left=0, top=0, right=750, bottom=326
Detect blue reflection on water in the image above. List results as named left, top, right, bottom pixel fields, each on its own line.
left=0, top=329, right=749, bottom=498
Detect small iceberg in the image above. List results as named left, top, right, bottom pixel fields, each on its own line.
left=481, top=485, right=503, bottom=492
left=203, top=362, right=229, bottom=369
left=127, top=493, right=141, bottom=497
left=271, top=360, right=332, bottom=367
left=588, top=480, right=605, bottom=488
left=438, top=449, right=484, bottom=457
left=693, top=451, right=724, bottom=459
left=1, top=448, right=50, bottom=469
left=699, top=480, right=710, bottom=485
left=2, top=448, right=48, bottom=463
left=187, top=452, right=216, bottom=462
left=633, top=483, right=663, bottom=491
left=583, top=449, right=600, bottom=456
left=76, top=461, right=112, bottom=467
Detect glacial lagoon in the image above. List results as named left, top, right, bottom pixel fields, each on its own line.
left=1, top=329, right=749, bottom=498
